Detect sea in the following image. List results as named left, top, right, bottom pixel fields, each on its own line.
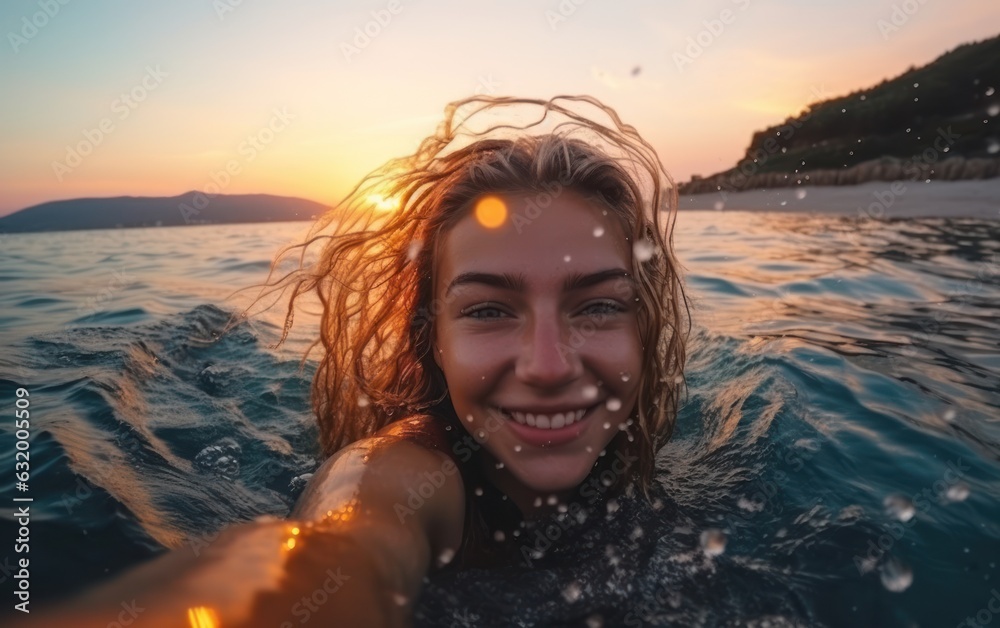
left=0, top=213, right=998, bottom=627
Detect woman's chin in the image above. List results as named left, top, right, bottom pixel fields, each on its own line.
left=504, top=461, right=593, bottom=498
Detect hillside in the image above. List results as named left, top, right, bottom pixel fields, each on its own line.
left=680, top=34, right=1000, bottom=195
left=0, top=192, right=328, bottom=234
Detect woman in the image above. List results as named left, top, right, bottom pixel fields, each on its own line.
left=26, top=95, right=688, bottom=627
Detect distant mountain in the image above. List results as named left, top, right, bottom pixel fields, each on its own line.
left=0, top=192, right=328, bottom=234
left=681, top=34, right=1000, bottom=195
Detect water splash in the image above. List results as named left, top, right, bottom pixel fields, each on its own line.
left=194, top=439, right=242, bottom=479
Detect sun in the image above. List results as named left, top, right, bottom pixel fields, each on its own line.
left=367, top=193, right=400, bottom=212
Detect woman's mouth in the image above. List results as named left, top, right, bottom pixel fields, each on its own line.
left=491, top=404, right=599, bottom=447
left=501, top=407, right=588, bottom=429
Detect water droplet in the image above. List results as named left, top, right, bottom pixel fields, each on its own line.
left=514, top=445, right=522, bottom=452
left=630, top=526, right=644, bottom=540
left=605, top=544, right=621, bottom=566
left=795, top=189, right=807, bottom=200
left=841, top=108, right=846, bottom=113
left=406, top=239, right=423, bottom=261
left=465, top=414, right=474, bottom=423
left=652, top=499, right=664, bottom=511
left=700, top=528, right=727, bottom=556
left=883, top=494, right=916, bottom=522
left=775, top=527, right=787, bottom=538
left=564, top=255, right=572, bottom=262
left=357, top=394, right=370, bottom=408
left=602, top=422, right=611, bottom=430
left=593, top=226, right=605, bottom=237
left=913, top=82, right=920, bottom=88
left=586, top=614, right=604, bottom=628
left=474, top=487, right=483, bottom=496
left=437, top=548, right=455, bottom=566
left=392, top=592, right=409, bottom=606
left=606, top=499, right=620, bottom=514
left=946, top=482, right=970, bottom=503
left=880, top=557, right=913, bottom=592
left=547, top=494, right=558, bottom=506
left=477, top=430, right=486, bottom=439
left=605, top=397, right=622, bottom=411
left=617, top=423, right=627, bottom=431
left=533, top=496, right=542, bottom=507
left=562, top=581, right=582, bottom=603
left=493, top=530, right=506, bottom=542
left=713, top=200, right=725, bottom=211
left=585, top=445, right=593, bottom=453
left=988, top=104, right=1000, bottom=117
left=582, top=384, right=599, bottom=400
left=495, top=461, right=504, bottom=469
left=620, top=372, right=631, bottom=382
left=987, top=87, right=996, bottom=96
left=633, top=239, right=656, bottom=262
left=988, top=140, right=1000, bottom=155
left=195, top=439, right=243, bottom=479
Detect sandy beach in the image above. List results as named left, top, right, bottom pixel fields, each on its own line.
left=678, top=178, right=1000, bottom=219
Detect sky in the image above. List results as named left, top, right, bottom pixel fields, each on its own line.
left=0, top=0, right=998, bottom=215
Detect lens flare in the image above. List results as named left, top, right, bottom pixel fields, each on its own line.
left=474, top=195, right=507, bottom=228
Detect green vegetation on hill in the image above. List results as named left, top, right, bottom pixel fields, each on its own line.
left=682, top=34, right=1000, bottom=194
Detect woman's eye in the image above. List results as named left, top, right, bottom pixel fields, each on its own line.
left=462, top=305, right=507, bottom=320
left=582, top=301, right=624, bottom=316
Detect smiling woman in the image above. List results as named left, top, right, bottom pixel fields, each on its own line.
left=20, top=95, right=690, bottom=627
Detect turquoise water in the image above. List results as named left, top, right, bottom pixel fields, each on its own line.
left=1, top=214, right=998, bottom=626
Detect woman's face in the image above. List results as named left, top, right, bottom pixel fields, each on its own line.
left=432, top=189, right=643, bottom=513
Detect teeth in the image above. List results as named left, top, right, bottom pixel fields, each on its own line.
left=506, top=407, right=588, bottom=429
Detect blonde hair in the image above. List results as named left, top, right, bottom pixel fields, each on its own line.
left=244, top=95, right=689, bottom=498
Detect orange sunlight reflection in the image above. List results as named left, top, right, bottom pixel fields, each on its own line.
left=187, top=606, right=219, bottom=628
left=324, top=498, right=358, bottom=526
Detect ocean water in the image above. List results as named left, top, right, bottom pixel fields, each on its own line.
left=1, top=214, right=998, bottom=627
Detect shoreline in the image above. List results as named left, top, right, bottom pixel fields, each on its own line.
left=678, top=178, right=1000, bottom=219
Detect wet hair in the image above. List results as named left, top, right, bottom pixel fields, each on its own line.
left=243, top=95, right=689, bottom=500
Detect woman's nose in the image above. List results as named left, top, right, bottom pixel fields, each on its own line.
left=514, top=313, right=583, bottom=387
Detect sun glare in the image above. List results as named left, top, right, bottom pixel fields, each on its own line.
left=367, top=193, right=401, bottom=212
left=187, top=606, right=219, bottom=628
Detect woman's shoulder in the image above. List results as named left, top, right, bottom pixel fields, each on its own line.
left=292, top=415, right=467, bottom=570
left=374, top=413, right=459, bottom=462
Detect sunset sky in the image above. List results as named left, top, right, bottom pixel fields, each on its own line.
left=1, top=0, right=997, bottom=215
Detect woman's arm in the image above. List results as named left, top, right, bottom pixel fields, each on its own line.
left=18, top=435, right=465, bottom=627
left=289, top=435, right=467, bottom=617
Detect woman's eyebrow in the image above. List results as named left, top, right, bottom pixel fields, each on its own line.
left=445, top=268, right=632, bottom=296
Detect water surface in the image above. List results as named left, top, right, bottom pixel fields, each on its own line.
left=1, top=214, right=998, bottom=626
